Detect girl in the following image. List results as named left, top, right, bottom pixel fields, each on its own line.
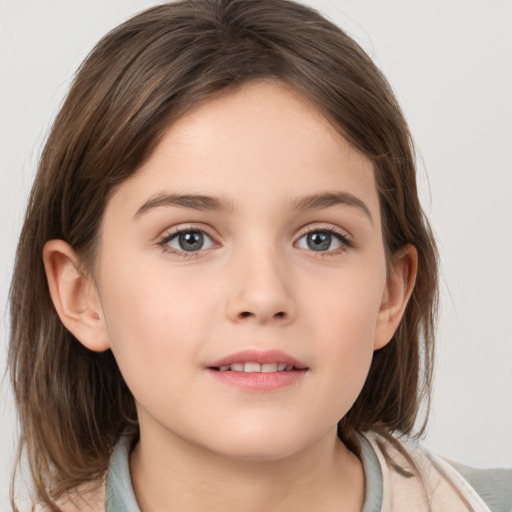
left=7, top=0, right=511, bottom=511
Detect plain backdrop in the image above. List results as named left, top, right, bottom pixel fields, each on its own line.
left=1, top=0, right=511, bottom=507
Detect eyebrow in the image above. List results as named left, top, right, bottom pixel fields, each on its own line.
left=134, top=191, right=373, bottom=224
left=134, top=193, right=234, bottom=218
left=290, top=192, right=373, bottom=224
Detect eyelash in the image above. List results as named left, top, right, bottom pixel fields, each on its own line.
left=157, top=224, right=352, bottom=259
left=158, top=225, right=217, bottom=260
left=295, top=225, right=352, bottom=256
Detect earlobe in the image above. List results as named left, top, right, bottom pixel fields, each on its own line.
left=374, top=244, right=418, bottom=350
left=43, top=239, right=111, bottom=352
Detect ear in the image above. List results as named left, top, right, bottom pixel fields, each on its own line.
left=43, top=239, right=111, bottom=352
left=374, top=244, right=418, bottom=350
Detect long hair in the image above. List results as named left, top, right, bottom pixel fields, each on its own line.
left=9, top=0, right=438, bottom=509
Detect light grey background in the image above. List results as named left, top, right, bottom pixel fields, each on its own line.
left=1, top=0, right=511, bottom=507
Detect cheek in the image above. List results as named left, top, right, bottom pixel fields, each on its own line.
left=303, top=255, right=385, bottom=343
left=96, top=254, right=218, bottom=395
left=301, top=262, right=386, bottom=406
left=100, top=241, right=215, bottom=330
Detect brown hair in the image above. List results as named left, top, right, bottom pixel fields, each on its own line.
left=9, top=0, right=438, bottom=509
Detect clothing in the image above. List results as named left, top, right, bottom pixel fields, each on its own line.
left=106, top=436, right=139, bottom=512
left=104, top=432, right=512, bottom=511
left=359, top=432, right=511, bottom=512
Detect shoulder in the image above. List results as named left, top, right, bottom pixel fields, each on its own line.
left=446, top=460, right=512, bottom=512
left=361, top=430, right=512, bottom=512
left=32, top=481, right=105, bottom=512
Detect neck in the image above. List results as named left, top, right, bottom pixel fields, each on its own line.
left=130, top=423, right=365, bottom=512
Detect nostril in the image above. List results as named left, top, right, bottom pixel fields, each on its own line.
left=236, top=310, right=287, bottom=320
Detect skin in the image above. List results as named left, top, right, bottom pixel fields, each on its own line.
left=44, top=80, right=417, bottom=511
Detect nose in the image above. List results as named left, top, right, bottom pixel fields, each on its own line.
left=225, top=245, right=296, bottom=325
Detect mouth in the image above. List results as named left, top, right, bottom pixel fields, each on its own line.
left=207, top=349, right=308, bottom=372
left=212, top=362, right=303, bottom=373
left=206, top=349, right=308, bottom=391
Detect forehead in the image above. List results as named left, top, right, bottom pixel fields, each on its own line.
left=107, top=80, right=379, bottom=222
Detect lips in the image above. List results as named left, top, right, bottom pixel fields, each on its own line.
left=207, top=349, right=308, bottom=372
left=207, top=350, right=309, bottom=391
left=217, top=362, right=295, bottom=372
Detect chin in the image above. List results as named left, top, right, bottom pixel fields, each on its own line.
left=203, top=424, right=317, bottom=462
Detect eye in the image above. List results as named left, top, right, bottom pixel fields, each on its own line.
left=296, top=230, right=348, bottom=252
left=161, top=229, right=216, bottom=253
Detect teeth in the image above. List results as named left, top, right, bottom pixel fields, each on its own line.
left=244, top=362, right=261, bottom=372
left=217, top=362, right=296, bottom=372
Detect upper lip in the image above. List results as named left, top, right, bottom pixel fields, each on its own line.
left=207, top=349, right=308, bottom=369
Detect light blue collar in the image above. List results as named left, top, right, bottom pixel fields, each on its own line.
left=104, top=434, right=383, bottom=512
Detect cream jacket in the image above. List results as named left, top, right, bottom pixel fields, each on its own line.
left=44, top=432, right=498, bottom=511
left=362, top=431, right=492, bottom=512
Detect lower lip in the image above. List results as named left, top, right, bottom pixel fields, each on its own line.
left=207, top=369, right=307, bottom=391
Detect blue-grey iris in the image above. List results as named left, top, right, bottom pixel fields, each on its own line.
left=179, top=232, right=204, bottom=251
left=307, top=232, right=331, bottom=251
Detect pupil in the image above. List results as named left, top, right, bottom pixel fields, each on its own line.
left=307, top=232, right=331, bottom=251
left=179, top=232, right=203, bottom=251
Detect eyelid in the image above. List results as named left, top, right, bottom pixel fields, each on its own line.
left=159, top=223, right=218, bottom=241
left=294, top=223, right=353, bottom=253
left=157, top=224, right=220, bottom=258
left=295, top=223, right=352, bottom=242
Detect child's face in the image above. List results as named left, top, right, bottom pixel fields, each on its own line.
left=93, top=81, right=400, bottom=460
